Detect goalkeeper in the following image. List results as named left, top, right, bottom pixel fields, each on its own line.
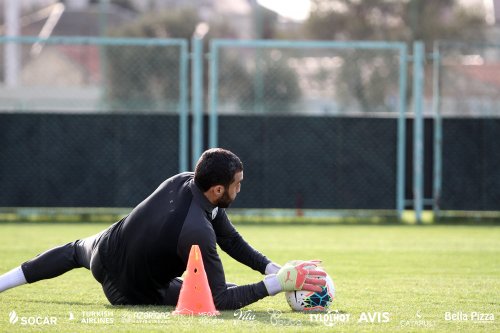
left=0, top=148, right=325, bottom=309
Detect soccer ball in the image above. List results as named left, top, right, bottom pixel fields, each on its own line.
left=285, top=270, right=335, bottom=312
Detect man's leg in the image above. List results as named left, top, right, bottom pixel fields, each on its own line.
left=160, top=278, right=237, bottom=306
left=0, top=230, right=105, bottom=292
left=0, top=267, right=27, bottom=293
left=88, top=246, right=131, bottom=305
left=160, top=278, right=184, bottom=306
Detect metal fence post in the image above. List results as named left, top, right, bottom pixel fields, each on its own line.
left=432, top=41, right=442, bottom=220
left=179, top=40, right=189, bottom=172
left=397, top=44, right=408, bottom=221
left=191, top=36, right=204, bottom=168
left=413, top=41, right=425, bottom=224
left=208, top=40, right=219, bottom=148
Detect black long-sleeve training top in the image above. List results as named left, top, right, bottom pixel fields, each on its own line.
left=97, top=172, right=270, bottom=309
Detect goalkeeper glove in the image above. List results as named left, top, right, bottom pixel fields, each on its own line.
left=263, top=260, right=326, bottom=296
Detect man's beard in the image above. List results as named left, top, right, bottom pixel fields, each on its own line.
left=216, top=190, right=233, bottom=208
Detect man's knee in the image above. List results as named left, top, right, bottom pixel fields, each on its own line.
left=70, top=240, right=91, bottom=269
left=73, top=233, right=103, bottom=269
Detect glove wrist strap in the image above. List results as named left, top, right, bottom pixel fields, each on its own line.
left=265, top=262, right=280, bottom=275
left=263, top=274, right=282, bottom=296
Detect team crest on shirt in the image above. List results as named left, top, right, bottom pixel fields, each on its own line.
left=211, top=207, right=218, bottom=220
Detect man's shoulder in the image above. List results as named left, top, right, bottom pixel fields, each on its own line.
left=169, top=172, right=194, bottom=183
left=157, top=172, right=194, bottom=191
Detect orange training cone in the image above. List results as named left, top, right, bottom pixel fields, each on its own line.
left=172, top=244, right=220, bottom=316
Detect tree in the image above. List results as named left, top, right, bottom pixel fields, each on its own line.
left=305, top=0, right=486, bottom=46
left=238, top=55, right=302, bottom=113
left=105, top=8, right=254, bottom=112
left=103, top=9, right=199, bottom=111
left=105, top=7, right=300, bottom=113
left=252, top=3, right=280, bottom=39
left=302, top=0, right=487, bottom=113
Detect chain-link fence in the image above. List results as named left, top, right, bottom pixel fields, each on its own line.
left=0, top=36, right=189, bottom=208
left=0, top=36, right=188, bottom=113
left=438, top=41, right=500, bottom=117
left=211, top=40, right=403, bottom=116
left=2, top=36, right=498, bottom=220
left=208, top=40, right=408, bottom=214
left=434, top=41, right=500, bottom=213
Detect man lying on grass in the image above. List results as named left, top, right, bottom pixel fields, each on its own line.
left=0, top=148, right=325, bottom=309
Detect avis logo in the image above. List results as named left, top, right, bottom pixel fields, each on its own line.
left=8, top=310, right=57, bottom=326
left=358, top=312, right=391, bottom=323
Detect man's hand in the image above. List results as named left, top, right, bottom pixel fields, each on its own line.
left=263, top=260, right=326, bottom=296
left=277, top=261, right=326, bottom=291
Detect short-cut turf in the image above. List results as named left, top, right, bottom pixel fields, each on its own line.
left=0, top=223, right=498, bottom=332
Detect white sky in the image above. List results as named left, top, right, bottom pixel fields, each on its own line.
left=257, top=0, right=312, bottom=21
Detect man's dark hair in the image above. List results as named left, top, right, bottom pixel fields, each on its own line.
left=194, top=148, right=243, bottom=192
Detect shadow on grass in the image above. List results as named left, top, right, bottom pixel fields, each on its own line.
left=26, top=299, right=101, bottom=306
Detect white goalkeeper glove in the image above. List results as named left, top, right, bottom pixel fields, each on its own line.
left=263, top=260, right=326, bottom=296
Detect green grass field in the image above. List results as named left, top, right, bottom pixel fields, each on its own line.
left=0, top=222, right=498, bottom=332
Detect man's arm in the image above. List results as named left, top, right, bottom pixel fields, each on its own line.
left=200, top=238, right=269, bottom=310
left=177, top=222, right=269, bottom=310
left=177, top=210, right=326, bottom=310
left=212, top=209, right=271, bottom=274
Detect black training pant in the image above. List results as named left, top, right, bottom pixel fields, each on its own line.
left=20, top=232, right=234, bottom=305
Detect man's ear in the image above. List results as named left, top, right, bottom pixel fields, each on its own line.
left=213, top=185, right=225, bottom=197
